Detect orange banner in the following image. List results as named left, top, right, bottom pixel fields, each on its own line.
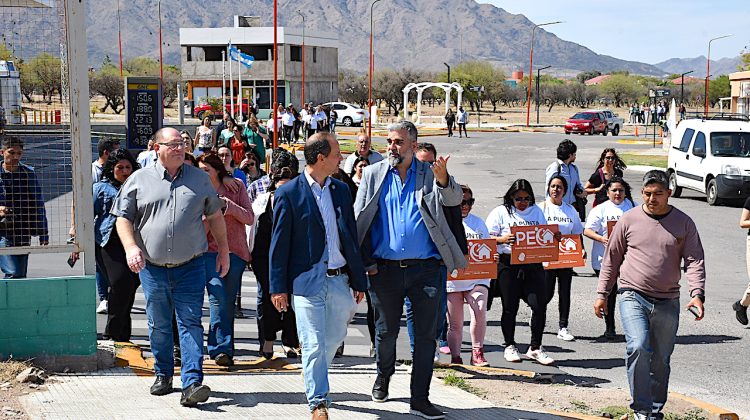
left=449, top=239, right=498, bottom=281
left=510, top=224, right=559, bottom=265
left=607, top=220, right=617, bottom=237
left=544, top=235, right=585, bottom=269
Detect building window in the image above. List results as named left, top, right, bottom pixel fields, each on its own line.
left=313, top=47, right=317, bottom=63
left=186, top=47, right=192, bottom=62
left=290, top=46, right=302, bottom=62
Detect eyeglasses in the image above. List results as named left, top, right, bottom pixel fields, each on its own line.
left=604, top=156, right=616, bottom=161
left=157, top=142, right=186, bottom=150
left=513, top=196, right=531, bottom=202
left=461, top=198, right=475, bottom=206
left=247, top=162, right=256, bottom=167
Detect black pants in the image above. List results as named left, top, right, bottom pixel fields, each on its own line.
left=282, top=125, right=293, bottom=144
left=307, top=128, right=316, bottom=140
left=95, top=233, right=140, bottom=342
left=572, top=199, right=586, bottom=223
left=253, top=259, right=299, bottom=347
left=497, top=258, right=547, bottom=349
left=369, top=259, right=440, bottom=404
left=545, top=268, right=573, bottom=329
left=365, top=290, right=376, bottom=346
left=457, top=123, right=467, bottom=137
left=446, top=122, right=454, bottom=137
left=594, top=269, right=618, bottom=332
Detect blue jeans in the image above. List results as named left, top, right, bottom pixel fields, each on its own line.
left=369, top=259, right=441, bottom=404
left=406, top=265, right=448, bottom=353
left=619, top=290, right=680, bottom=417
left=0, top=237, right=29, bottom=279
left=292, top=273, right=356, bottom=411
left=139, top=257, right=206, bottom=389
left=95, top=267, right=110, bottom=301
left=205, top=253, right=246, bottom=358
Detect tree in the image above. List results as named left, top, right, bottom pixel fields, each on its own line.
left=373, top=68, right=425, bottom=116
left=739, top=50, right=750, bottom=71
left=338, top=69, right=368, bottom=107
left=450, top=61, right=505, bottom=112
left=90, top=64, right=127, bottom=114
left=708, top=75, right=730, bottom=107
left=597, top=74, right=641, bottom=107
left=0, top=43, right=15, bottom=61
left=124, top=57, right=180, bottom=107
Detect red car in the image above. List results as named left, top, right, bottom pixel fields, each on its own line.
left=565, top=111, right=608, bottom=135
left=193, top=99, right=252, bottom=120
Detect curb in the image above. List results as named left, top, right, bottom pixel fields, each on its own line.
left=434, top=362, right=537, bottom=378
left=669, top=392, right=739, bottom=420
left=541, top=409, right=609, bottom=419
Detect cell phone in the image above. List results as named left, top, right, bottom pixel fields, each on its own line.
left=687, top=306, right=701, bottom=318
left=67, top=255, right=77, bottom=268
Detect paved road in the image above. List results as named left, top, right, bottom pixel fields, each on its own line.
left=22, top=130, right=749, bottom=416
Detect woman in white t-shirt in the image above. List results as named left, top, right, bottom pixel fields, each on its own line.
left=540, top=175, right=584, bottom=342
left=583, top=176, right=636, bottom=339
left=446, top=185, right=493, bottom=367
left=486, top=179, right=556, bottom=366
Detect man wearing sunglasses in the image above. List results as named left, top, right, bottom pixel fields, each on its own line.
left=112, top=127, right=230, bottom=407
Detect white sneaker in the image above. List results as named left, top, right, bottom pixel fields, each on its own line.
left=434, top=346, right=440, bottom=363
left=525, top=347, right=555, bottom=365
left=503, top=345, right=521, bottom=362
left=96, top=300, right=108, bottom=314
left=557, top=328, right=575, bottom=341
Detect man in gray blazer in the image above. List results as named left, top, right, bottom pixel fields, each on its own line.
left=354, top=120, right=466, bottom=420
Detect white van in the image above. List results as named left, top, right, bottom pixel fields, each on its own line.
left=667, top=117, right=750, bottom=205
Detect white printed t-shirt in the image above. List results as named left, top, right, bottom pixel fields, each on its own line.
left=539, top=199, right=583, bottom=235
left=584, top=199, right=636, bottom=270
left=447, top=213, right=491, bottom=293
left=486, top=204, right=547, bottom=255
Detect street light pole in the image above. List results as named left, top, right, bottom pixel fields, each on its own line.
left=368, top=0, right=382, bottom=140
left=705, top=34, right=732, bottom=117
left=117, top=0, right=123, bottom=77
left=297, top=10, right=305, bottom=107
left=680, top=70, right=694, bottom=110
left=526, top=21, right=562, bottom=127
left=536, top=65, right=551, bottom=125
left=158, top=0, right=163, bottom=82
left=444, top=62, right=451, bottom=84
left=273, top=0, right=278, bottom=148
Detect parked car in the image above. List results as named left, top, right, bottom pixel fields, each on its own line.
left=564, top=111, right=608, bottom=135
left=323, top=102, right=368, bottom=127
left=193, top=99, right=252, bottom=120
left=667, top=117, right=750, bottom=205
left=589, top=109, right=624, bottom=136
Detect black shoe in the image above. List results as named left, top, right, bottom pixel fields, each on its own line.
left=180, top=383, right=211, bottom=407
left=335, top=343, right=344, bottom=358
left=733, top=301, right=748, bottom=325
left=214, top=353, right=233, bottom=366
left=409, top=400, right=445, bottom=419
left=371, top=375, right=390, bottom=402
left=150, top=375, right=173, bottom=396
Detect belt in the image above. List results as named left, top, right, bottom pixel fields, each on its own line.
left=148, top=254, right=202, bottom=269
left=326, top=265, right=348, bottom=277
left=376, top=258, right=439, bottom=268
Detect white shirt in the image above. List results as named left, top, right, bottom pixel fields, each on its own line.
left=304, top=171, right=346, bottom=270
left=282, top=111, right=295, bottom=126
left=447, top=213, right=491, bottom=293
left=584, top=199, right=636, bottom=270
left=92, top=161, right=103, bottom=184
left=304, top=113, right=317, bottom=130
left=137, top=150, right=156, bottom=168
left=539, top=199, right=583, bottom=235
left=486, top=204, right=547, bottom=254
left=343, top=150, right=384, bottom=174
left=457, top=109, right=468, bottom=123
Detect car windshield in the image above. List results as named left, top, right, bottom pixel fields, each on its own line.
left=710, top=132, right=750, bottom=157
left=571, top=113, right=594, bottom=119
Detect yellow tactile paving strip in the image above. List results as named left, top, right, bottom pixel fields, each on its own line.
left=114, top=342, right=299, bottom=377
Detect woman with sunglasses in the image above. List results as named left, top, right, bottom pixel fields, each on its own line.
left=540, top=175, right=584, bottom=342
left=240, top=152, right=266, bottom=184
left=584, top=176, right=636, bottom=339
left=584, top=148, right=627, bottom=207
left=446, top=185, right=492, bottom=366
left=486, top=179, right=556, bottom=365
left=197, top=153, right=254, bottom=366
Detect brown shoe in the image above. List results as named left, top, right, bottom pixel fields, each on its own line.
left=312, top=403, right=329, bottom=419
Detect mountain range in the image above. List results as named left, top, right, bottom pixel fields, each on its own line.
left=653, top=56, right=743, bottom=79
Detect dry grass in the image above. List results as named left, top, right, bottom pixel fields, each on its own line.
left=0, top=359, right=32, bottom=383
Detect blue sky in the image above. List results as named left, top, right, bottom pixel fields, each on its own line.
left=479, top=1, right=749, bottom=64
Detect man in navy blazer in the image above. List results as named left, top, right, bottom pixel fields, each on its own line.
left=269, top=132, right=366, bottom=419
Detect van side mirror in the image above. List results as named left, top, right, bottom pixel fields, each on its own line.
left=693, top=147, right=706, bottom=158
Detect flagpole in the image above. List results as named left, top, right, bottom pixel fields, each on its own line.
left=222, top=50, right=226, bottom=112
left=229, top=44, right=234, bottom=118
left=238, top=47, right=243, bottom=122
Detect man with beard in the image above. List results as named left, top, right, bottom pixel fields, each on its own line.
left=354, top=121, right=466, bottom=419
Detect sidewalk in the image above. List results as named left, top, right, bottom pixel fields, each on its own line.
left=16, top=270, right=571, bottom=419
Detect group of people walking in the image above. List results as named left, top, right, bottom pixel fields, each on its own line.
left=43, top=119, right=712, bottom=420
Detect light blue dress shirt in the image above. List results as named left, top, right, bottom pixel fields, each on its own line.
left=304, top=171, right=346, bottom=270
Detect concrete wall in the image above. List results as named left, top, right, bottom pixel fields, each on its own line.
left=0, top=276, right=97, bottom=359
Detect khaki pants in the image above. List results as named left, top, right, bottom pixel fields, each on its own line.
left=742, top=237, right=750, bottom=307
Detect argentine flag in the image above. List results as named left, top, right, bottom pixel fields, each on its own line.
left=228, top=43, right=254, bottom=68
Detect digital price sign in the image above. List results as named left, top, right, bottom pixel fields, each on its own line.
left=125, top=76, right=163, bottom=149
